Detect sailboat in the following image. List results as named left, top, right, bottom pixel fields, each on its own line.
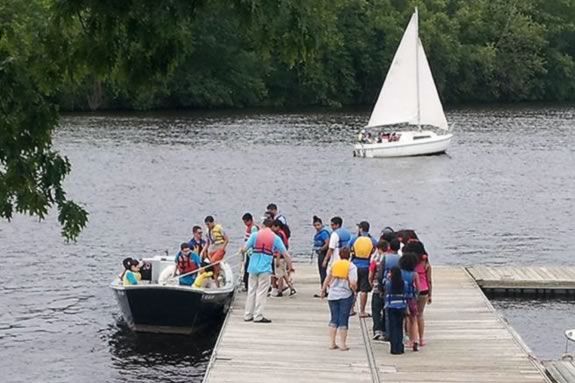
left=353, top=9, right=453, bottom=158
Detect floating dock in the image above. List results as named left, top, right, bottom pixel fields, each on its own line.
left=467, top=266, right=575, bottom=295
left=203, top=264, right=549, bottom=383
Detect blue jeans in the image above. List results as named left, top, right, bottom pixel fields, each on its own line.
left=328, top=295, right=354, bottom=329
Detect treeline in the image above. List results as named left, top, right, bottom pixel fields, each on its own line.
left=13, top=0, right=575, bottom=111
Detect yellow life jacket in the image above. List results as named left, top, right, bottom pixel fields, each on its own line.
left=193, top=271, right=214, bottom=288
left=122, top=271, right=141, bottom=286
left=209, top=224, right=225, bottom=246
left=331, top=260, right=351, bottom=279
left=353, top=236, right=373, bottom=259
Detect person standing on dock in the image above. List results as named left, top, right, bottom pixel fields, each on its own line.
left=241, top=213, right=259, bottom=291
left=349, top=221, right=377, bottom=318
left=242, top=218, right=290, bottom=323
left=321, top=247, right=357, bottom=351
left=322, top=216, right=351, bottom=268
left=313, top=216, right=331, bottom=298
left=202, top=216, right=229, bottom=287
left=385, top=266, right=409, bottom=355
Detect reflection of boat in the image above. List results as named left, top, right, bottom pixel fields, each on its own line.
left=110, top=256, right=234, bottom=334
left=353, top=8, right=453, bottom=158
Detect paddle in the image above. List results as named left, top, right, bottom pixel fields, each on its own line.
left=163, top=259, right=224, bottom=285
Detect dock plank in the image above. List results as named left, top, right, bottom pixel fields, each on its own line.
left=204, top=265, right=548, bottom=383
left=543, top=360, right=575, bottom=383
left=467, top=266, right=575, bottom=292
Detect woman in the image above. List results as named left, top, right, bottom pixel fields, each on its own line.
left=313, top=216, right=331, bottom=297
left=399, top=251, right=420, bottom=351
left=321, top=247, right=357, bottom=351
left=385, top=266, right=408, bottom=354
left=410, top=242, right=432, bottom=346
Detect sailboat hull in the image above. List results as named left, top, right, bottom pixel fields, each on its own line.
left=354, top=131, right=452, bottom=158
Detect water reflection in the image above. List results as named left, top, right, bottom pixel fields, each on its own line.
left=106, top=319, right=219, bottom=383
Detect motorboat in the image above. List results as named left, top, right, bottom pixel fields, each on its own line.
left=353, top=8, right=453, bottom=158
left=110, top=255, right=235, bottom=334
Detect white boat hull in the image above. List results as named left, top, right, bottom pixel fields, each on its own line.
left=354, top=131, right=452, bottom=158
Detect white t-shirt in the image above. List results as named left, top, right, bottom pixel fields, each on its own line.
left=328, top=231, right=341, bottom=264
left=326, top=262, right=358, bottom=301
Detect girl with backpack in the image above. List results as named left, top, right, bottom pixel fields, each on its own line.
left=385, top=266, right=408, bottom=354
left=399, top=252, right=421, bottom=351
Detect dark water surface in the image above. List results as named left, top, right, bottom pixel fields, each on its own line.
left=1, top=106, right=574, bottom=382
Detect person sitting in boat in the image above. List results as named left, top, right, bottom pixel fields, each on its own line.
left=121, top=257, right=142, bottom=286
left=174, top=242, right=202, bottom=286
left=357, top=129, right=367, bottom=143
left=193, top=261, right=217, bottom=289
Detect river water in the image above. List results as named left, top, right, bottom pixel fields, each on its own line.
left=1, top=106, right=574, bottom=382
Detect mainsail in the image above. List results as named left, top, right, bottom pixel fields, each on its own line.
left=367, top=9, right=448, bottom=131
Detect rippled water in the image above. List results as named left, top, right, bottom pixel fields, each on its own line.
left=1, top=106, right=574, bottom=382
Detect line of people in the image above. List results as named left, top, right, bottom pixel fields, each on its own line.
left=314, top=216, right=432, bottom=354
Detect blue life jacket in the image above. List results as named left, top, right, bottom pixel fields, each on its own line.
left=401, top=270, right=416, bottom=299
left=378, top=253, right=400, bottom=289
left=385, top=281, right=409, bottom=309
left=313, top=227, right=331, bottom=250
left=335, top=227, right=351, bottom=249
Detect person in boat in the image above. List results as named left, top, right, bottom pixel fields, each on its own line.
left=242, top=213, right=259, bottom=291
left=188, top=225, right=206, bottom=255
left=369, top=240, right=388, bottom=341
left=174, top=242, right=202, bottom=286
left=242, top=217, right=291, bottom=323
left=121, top=258, right=142, bottom=286
left=266, top=203, right=290, bottom=239
left=271, top=219, right=295, bottom=297
left=313, top=216, right=331, bottom=298
left=193, top=261, right=217, bottom=289
left=321, top=247, right=357, bottom=351
left=385, top=266, right=409, bottom=355
left=201, top=215, right=229, bottom=287
left=322, top=216, right=351, bottom=269
left=349, top=221, right=377, bottom=318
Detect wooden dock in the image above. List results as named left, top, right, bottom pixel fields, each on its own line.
left=543, top=360, right=575, bottom=383
left=467, top=266, right=575, bottom=294
left=203, top=264, right=549, bottom=383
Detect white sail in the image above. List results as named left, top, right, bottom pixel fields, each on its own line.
left=367, top=10, right=448, bottom=131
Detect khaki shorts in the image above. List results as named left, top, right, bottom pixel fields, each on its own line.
left=275, top=258, right=287, bottom=279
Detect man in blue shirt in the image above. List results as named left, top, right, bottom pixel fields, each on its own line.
left=242, top=218, right=290, bottom=323
left=174, top=243, right=202, bottom=286
left=188, top=225, right=206, bottom=255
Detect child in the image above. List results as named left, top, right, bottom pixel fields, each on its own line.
left=369, top=240, right=387, bottom=340
left=121, top=258, right=141, bottom=286
left=385, top=266, right=408, bottom=354
left=399, top=251, right=421, bottom=351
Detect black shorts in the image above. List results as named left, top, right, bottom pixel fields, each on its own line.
left=357, top=267, right=371, bottom=293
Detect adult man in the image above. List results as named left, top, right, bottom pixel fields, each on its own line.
left=243, top=218, right=290, bottom=323
left=188, top=225, right=206, bottom=255
left=242, top=213, right=259, bottom=291
left=349, top=221, right=377, bottom=318
left=201, top=216, right=229, bottom=286
left=266, top=203, right=288, bottom=226
left=322, top=216, right=351, bottom=268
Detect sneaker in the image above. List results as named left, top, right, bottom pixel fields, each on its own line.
left=413, top=342, right=419, bottom=352
left=254, top=317, right=272, bottom=323
left=244, top=317, right=253, bottom=322
left=372, top=333, right=381, bottom=341
left=289, top=288, right=297, bottom=296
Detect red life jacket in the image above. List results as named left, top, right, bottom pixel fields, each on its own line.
left=177, top=254, right=198, bottom=274
left=253, top=228, right=275, bottom=256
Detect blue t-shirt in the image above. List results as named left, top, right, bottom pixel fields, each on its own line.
left=313, top=226, right=331, bottom=250
left=349, top=231, right=377, bottom=268
left=245, top=231, right=287, bottom=274
left=175, top=251, right=202, bottom=285
left=188, top=238, right=206, bottom=253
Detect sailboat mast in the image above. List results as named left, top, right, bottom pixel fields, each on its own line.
left=415, top=8, right=421, bottom=128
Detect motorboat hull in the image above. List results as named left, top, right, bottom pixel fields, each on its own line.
left=354, top=132, right=452, bottom=158
left=112, top=284, right=234, bottom=334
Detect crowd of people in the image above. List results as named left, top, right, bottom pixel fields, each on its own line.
left=314, top=216, right=432, bottom=354
left=118, top=205, right=433, bottom=355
